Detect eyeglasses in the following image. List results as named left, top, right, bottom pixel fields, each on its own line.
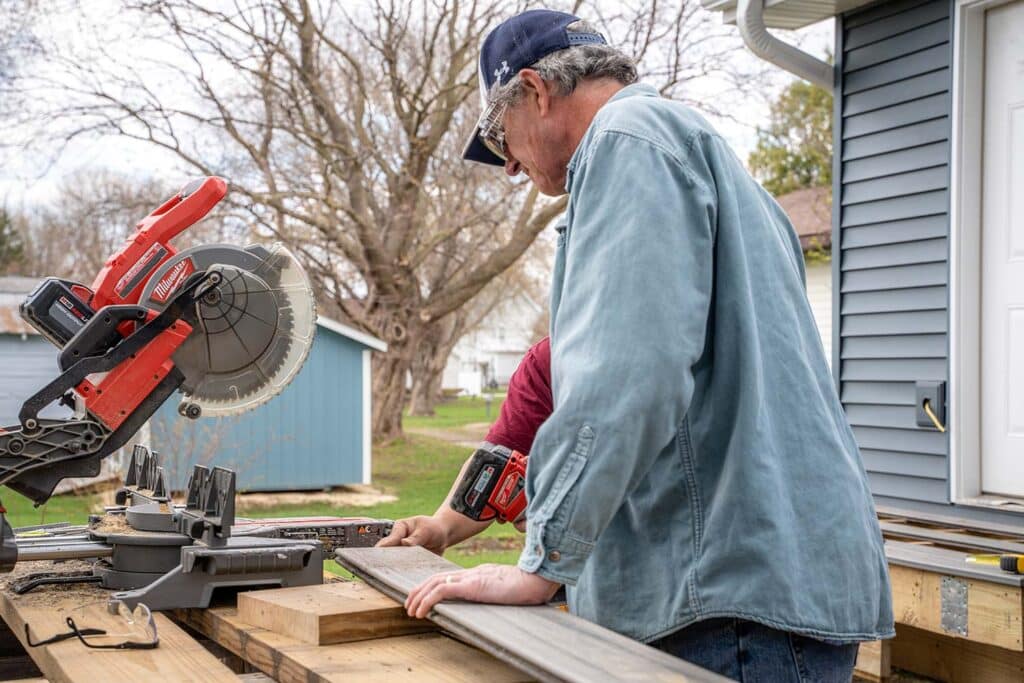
left=478, top=99, right=509, bottom=162
left=25, top=600, right=159, bottom=650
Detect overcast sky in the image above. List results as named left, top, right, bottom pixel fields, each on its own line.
left=0, top=3, right=832, bottom=209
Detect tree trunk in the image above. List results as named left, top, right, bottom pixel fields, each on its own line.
left=371, top=337, right=415, bottom=442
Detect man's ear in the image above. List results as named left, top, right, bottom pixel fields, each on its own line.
left=517, top=69, right=552, bottom=116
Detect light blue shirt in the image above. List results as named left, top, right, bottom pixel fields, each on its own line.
left=518, top=83, right=894, bottom=644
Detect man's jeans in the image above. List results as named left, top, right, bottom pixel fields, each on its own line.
left=652, top=618, right=859, bottom=682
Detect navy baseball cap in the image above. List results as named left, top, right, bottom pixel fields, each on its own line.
left=462, top=9, right=607, bottom=167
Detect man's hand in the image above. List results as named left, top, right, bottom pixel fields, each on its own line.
left=376, top=515, right=450, bottom=555
left=404, top=564, right=560, bottom=619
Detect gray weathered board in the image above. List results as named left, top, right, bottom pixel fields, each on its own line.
left=335, top=546, right=727, bottom=683
left=885, top=540, right=1024, bottom=587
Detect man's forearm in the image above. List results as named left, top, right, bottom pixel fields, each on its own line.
left=433, top=453, right=493, bottom=547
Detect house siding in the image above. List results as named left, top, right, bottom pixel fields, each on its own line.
left=835, top=0, right=954, bottom=506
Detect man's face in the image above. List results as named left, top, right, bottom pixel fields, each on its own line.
left=499, top=73, right=572, bottom=197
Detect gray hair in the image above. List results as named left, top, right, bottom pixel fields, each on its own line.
left=488, top=21, right=638, bottom=109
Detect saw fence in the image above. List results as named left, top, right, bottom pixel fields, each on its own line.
left=0, top=547, right=724, bottom=683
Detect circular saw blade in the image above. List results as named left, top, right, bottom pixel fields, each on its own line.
left=140, top=243, right=316, bottom=417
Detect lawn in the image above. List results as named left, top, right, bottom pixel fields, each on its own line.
left=1, top=402, right=524, bottom=574
left=403, top=393, right=506, bottom=430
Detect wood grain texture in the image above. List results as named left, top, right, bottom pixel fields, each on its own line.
left=175, top=605, right=529, bottom=683
left=335, top=546, right=728, bottom=683
left=877, top=505, right=1024, bottom=539
left=237, top=581, right=434, bottom=644
left=0, top=572, right=237, bottom=683
left=890, top=623, right=1024, bottom=683
left=854, top=640, right=891, bottom=682
left=889, top=563, right=1024, bottom=651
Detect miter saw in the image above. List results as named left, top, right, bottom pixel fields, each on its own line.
left=0, top=176, right=391, bottom=608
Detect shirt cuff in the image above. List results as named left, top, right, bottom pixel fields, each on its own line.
left=517, top=518, right=595, bottom=585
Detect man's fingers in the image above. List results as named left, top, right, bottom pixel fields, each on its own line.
left=405, top=571, right=463, bottom=618
left=376, top=519, right=409, bottom=547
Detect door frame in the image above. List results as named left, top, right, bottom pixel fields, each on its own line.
left=949, top=0, right=1024, bottom=508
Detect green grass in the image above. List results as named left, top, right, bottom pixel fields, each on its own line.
left=0, top=432, right=523, bottom=570
left=403, top=394, right=506, bottom=430
left=245, top=434, right=524, bottom=569
left=1, top=486, right=99, bottom=529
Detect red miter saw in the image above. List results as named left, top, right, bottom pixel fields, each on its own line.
left=0, top=176, right=318, bottom=565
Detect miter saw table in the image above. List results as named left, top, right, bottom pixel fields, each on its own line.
left=7, top=445, right=391, bottom=611
left=0, top=176, right=393, bottom=611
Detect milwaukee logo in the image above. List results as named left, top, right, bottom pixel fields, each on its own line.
left=151, top=259, right=195, bottom=304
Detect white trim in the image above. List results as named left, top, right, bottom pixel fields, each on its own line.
left=949, top=0, right=1017, bottom=505
left=362, top=349, right=372, bottom=485
left=316, top=316, right=388, bottom=352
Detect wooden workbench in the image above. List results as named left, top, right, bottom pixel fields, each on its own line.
left=0, top=564, right=529, bottom=683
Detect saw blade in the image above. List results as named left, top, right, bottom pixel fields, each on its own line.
left=140, top=243, right=316, bottom=417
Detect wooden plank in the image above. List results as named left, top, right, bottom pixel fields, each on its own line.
left=891, top=623, right=1024, bottom=682
left=888, top=562, right=1024, bottom=651
left=175, top=605, right=529, bottom=683
left=886, top=540, right=1024, bottom=586
left=877, top=504, right=1024, bottom=539
left=0, top=564, right=238, bottom=683
left=880, top=521, right=1024, bottom=554
left=336, top=546, right=727, bottom=683
left=854, top=640, right=891, bottom=682
left=237, top=581, right=435, bottom=645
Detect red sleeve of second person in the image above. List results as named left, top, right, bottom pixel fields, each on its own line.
left=484, top=336, right=552, bottom=455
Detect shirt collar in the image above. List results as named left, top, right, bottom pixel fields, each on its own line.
left=565, top=82, right=659, bottom=184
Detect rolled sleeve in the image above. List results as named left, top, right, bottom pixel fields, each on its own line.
left=518, top=130, right=716, bottom=584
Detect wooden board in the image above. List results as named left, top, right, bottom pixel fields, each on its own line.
left=880, top=521, right=1024, bottom=555
left=335, top=546, right=728, bottom=683
left=237, top=581, right=434, bottom=645
left=175, top=605, right=530, bottom=683
left=886, top=540, right=1024, bottom=586
left=888, top=563, right=1024, bottom=651
left=854, top=640, right=891, bottom=682
left=877, top=505, right=1024, bottom=540
left=890, top=623, right=1024, bottom=683
left=0, top=563, right=238, bottom=683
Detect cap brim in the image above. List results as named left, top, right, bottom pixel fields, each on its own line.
left=462, top=128, right=506, bottom=167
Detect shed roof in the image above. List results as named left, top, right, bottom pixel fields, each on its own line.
left=316, top=316, right=388, bottom=352
left=776, top=186, right=832, bottom=251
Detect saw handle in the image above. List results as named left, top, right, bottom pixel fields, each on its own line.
left=89, top=177, right=228, bottom=309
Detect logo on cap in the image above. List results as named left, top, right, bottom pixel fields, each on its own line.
left=493, top=60, right=510, bottom=85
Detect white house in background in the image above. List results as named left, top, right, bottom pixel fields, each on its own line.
left=442, top=291, right=544, bottom=394
left=775, top=186, right=834, bottom=364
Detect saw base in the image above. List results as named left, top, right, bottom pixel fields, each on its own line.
left=7, top=445, right=391, bottom=610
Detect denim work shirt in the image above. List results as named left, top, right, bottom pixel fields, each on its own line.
left=518, top=83, right=894, bottom=644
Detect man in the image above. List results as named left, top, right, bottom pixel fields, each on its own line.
left=384, top=9, right=894, bottom=680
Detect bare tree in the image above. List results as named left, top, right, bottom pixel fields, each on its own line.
left=13, top=0, right=763, bottom=439
left=12, top=170, right=178, bottom=278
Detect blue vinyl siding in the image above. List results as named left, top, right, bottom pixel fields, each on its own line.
left=151, top=326, right=367, bottom=492
left=835, top=0, right=953, bottom=506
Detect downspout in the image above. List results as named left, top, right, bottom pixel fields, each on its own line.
left=736, top=0, right=834, bottom=92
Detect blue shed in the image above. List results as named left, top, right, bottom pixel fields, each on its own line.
left=149, top=316, right=387, bottom=492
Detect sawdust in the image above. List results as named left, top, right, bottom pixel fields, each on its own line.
left=1, top=559, right=105, bottom=609
left=235, top=484, right=396, bottom=510
left=90, top=514, right=131, bottom=535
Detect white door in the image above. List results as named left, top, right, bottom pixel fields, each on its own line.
left=981, top=0, right=1024, bottom=497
